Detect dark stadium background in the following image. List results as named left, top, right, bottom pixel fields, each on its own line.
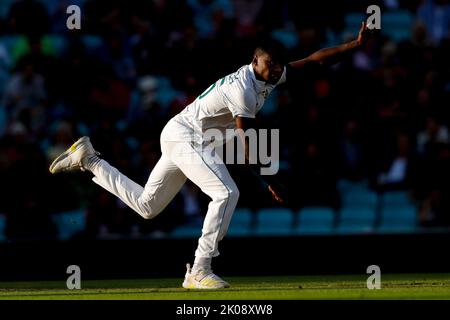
left=0, top=0, right=450, bottom=281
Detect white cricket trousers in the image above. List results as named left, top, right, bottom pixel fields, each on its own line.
left=90, top=138, right=239, bottom=258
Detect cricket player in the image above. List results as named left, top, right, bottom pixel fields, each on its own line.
left=50, top=23, right=370, bottom=289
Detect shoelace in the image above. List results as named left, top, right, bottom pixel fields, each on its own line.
left=195, top=269, right=224, bottom=283
left=80, top=151, right=101, bottom=172
left=186, top=263, right=227, bottom=285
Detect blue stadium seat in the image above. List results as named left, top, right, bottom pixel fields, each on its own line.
left=155, top=76, right=181, bottom=109
left=0, top=0, right=15, bottom=19
left=169, top=224, right=202, bottom=238
left=337, top=179, right=370, bottom=193
left=0, top=213, right=6, bottom=242
left=41, top=34, right=68, bottom=57
left=381, top=11, right=413, bottom=41
left=381, top=205, right=417, bottom=222
left=81, top=35, right=104, bottom=52
left=324, top=28, right=341, bottom=47
left=40, top=0, right=88, bottom=13
left=255, top=208, right=294, bottom=236
left=343, top=10, right=413, bottom=42
left=271, top=27, right=299, bottom=49
left=227, top=207, right=253, bottom=237
left=0, top=34, right=68, bottom=61
left=170, top=208, right=254, bottom=239
left=344, top=12, right=366, bottom=29
left=0, top=105, right=7, bottom=137
left=381, top=190, right=414, bottom=207
left=378, top=206, right=418, bottom=234
left=341, top=187, right=379, bottom=208
left=296, top=207, right=335, bottom=235
left=0, top=35, right=28, bottom=63
left=336, top=206, right=376, bottom=234
left=51, top=209, right=86, bottom=240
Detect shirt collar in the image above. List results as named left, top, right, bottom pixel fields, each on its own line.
left=248, top=63, right=267, bottom=94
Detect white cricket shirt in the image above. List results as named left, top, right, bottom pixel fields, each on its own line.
left=161, top=63, right=287, bottom=143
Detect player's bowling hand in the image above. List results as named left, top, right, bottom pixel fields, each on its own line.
left=357, top=21, right=377, bottom=45
left=268, top=184, right=286, bottom=205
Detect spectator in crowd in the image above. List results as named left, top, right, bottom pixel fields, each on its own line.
left=2, top=55, right=47, bottom=134
left=375, top=132, right=414, bottom=191
left=417, top=115, right=449, bottom=155
left=417, top=0, right=450, bottom=45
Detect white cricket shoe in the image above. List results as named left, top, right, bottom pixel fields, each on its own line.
left=182, top=263, right=230, bottom=289
left=49, top=136, right=99, bottom=174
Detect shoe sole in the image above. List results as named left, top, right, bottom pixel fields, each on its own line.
left=49, top=136, right=89, bottom=174
left=182, top=280, right=230, bottom=289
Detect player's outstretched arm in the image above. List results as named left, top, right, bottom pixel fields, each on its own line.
left=289, top=22, right=370, bottom=69
left=235, top=116, right=286, bottom=204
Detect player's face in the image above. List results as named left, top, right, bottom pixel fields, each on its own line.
left=253, top=53, right=283, bottom=84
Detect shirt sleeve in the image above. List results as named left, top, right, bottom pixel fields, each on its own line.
left=276, top=65, right=287, bottom=85
left=226, top=88, right=257, bottom=119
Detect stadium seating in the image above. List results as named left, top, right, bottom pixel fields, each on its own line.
left=0, top=0, right=15, bottom=19
left=381, top=190, right=414, bottom=207
left=0, top=35, right=28, bottom=64
left=324, top=28, right=341, bottom=47
left=344, top=12, right=366, bottom=30
left=0, top=105, right=6, bottom=137
left=336, top=179, right=383, bottom=233
left=378, top=205, right=418, bottom=233
left=340, top=187, right=379, bottom=208
left=271, top=25, right=299, bottom=49
left=337, top=181, right=418, bottom=234
left=337, top=178, right=370, bottom=193
left=381, top=10, right=413, bottom=41
left=296, top=207, right=335, bottom=235
left=0, top=213, right=6, bottom=242
left=0, top=34, right=66, bottom=59
left=377, top=190, right=418, bottom=233
left=227, top=207, right=253, bottom=237
left=51, top=209, right=86, bottom=240
left=343, top=10, right=413, bottom=42
left=39, top=0, right=88, bottom=13
left=154, top=76, right=182, bottom=109
left=254, top=208, right=294, bottom=236
left=80, top=35, right=104, bottom=52
left=41, top=34, right=68, bottom=57
left=169, top=223, right=202, bottom=238
left=158, top=189, right=417, bottom=237
left=336, top=206, right=376, bottom=234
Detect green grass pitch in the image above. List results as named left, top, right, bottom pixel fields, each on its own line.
left=1, top=274, right=450, bottom=300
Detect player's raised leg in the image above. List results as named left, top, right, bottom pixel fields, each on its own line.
left=91, top=154, right=186, bottom=219
left=49, top=136, right=187, bottom=220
